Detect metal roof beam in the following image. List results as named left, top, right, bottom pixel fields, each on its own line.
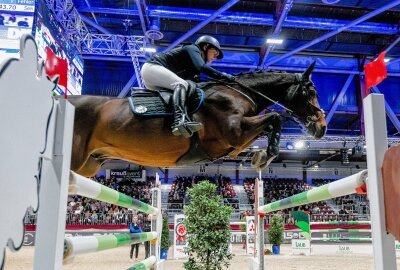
left=385, top=36, right=400, bottom=55
left=134, top=0, right=149, bottom=42
left=264, top=1, right=400, bottom=68
left=387, top=58, right=400, bottom=66
left=325, top=75, right=354, bottom=125
left=77, top=6, right=400, bottom=35
left=259, top=0, right=293, bottom=68
left=79, top=13, right=113, bottom=34
left=164, top=0, right=240, bottom=51
left=45, top=0, right=92, bottom=52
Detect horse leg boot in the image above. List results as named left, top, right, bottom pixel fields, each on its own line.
left=251, top=113, right=281, bottom=170
left=171, top=83, right=202, bottom=138
left=266, top=114, right=281, bottom=158
left=261, top=114, right=281, bottom=170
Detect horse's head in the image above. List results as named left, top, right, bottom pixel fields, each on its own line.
left=286, top=62, right=327, bottom=139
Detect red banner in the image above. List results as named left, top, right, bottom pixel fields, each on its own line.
left=45, top=46, right=68, bottom=98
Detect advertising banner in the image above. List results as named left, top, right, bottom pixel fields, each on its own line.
left=246, top=216, right=256, bottom=255
left=173, top=214, right=188, bottom=259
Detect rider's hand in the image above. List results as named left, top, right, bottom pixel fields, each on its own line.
left=222, top=72, right=235, bottom=82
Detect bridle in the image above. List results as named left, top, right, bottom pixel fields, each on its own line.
left=217, top=73, right=325, bottom=128
left=286, top=74, right=325, bottom=128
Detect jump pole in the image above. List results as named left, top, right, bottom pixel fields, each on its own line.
left=69, top=171, right=159, bottom=215
left=363, top=94, right=396, bottom=270
left=127, top=256, right=157, bottom=270
left=258, top=170, right=367, bottom=214
left=63, top=232, right=158, bottom=262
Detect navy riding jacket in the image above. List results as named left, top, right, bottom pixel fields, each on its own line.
left=147, top=44, right=227, bottom=81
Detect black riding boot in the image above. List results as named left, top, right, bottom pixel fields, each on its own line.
left=172, top=83, right=203, bottom=138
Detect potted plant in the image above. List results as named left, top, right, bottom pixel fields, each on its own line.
left=183, top=181, right=234, bottom=270
left=268, top=214, right=284, bottom=255
left=160, top=215, right=171, bottom=260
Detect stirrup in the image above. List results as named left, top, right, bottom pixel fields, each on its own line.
left=172, top=123, right=193, bottom=138
left=185, top=121, right=203, bottom=133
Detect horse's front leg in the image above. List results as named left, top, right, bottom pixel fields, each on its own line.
left=251, top=113, right=281, bottom=171
left=226, top=112, right=281, bottom=170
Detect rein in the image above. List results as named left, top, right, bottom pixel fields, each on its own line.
left=211, top=76, right=324, bottom=127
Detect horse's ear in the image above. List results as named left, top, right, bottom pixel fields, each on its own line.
left=302, top=61, right=316, bottom=80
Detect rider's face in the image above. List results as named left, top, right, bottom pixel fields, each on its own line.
left=206, top=48, right=219, bottom=63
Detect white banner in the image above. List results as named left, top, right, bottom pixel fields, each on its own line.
left=173, top=214, right=188, bottom=259
left=292, top=239, right=311, bottom=255
left=246, top=216, right=255, bottom=255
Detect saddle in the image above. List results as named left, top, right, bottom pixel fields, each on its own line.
left=128, top=83, right=206, bottom=117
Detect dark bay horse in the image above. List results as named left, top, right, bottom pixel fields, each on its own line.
left=68, top=63, right=326, bottom=176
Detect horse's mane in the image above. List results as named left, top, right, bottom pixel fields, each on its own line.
left=233, top=70, right=296, bottom=90
left=201, top=70, right=297, bottom=94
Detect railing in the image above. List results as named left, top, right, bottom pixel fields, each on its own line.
left=23, top=212, right=370, bottom=226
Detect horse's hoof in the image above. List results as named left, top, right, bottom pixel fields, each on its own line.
left=259, top=154, right=277, bottom=170
left=251, top=150, right=267, bottom=167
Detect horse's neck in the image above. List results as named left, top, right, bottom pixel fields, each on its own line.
left=238, top=72, right=297, bottom=109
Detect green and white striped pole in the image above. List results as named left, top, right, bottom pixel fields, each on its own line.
left=69, top=172, right=158, bottom=215
left=63, top=232, right=157, bottom=262
left=312, top=237, right=372, bottom=241
left=259, top=170, right=368, bottom=213
left=312, top=229, right=371, bottom=233
left=310, top=221, right=370, bottom=225
left=127, top=256, right=157, bottom=270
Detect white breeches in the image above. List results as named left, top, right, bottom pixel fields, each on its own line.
left=140, top=63, right=189, bottom=91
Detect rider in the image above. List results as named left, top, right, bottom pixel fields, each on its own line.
left=140, top=35, right=235, bottom=138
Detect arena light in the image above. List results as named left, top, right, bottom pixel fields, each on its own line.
left=294, top=141, right=305, bottom=149
left=384, top=58, right=391, bottom=63
left=286, top=142, right=294, bottom=150
left=143, top=47, right=157, bottom=53
left=266, top=38, right=283, bottom=45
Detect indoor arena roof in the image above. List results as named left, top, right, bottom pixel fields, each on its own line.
left=64, top=0, right=400, bottom=149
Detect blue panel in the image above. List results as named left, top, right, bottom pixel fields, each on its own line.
left=328, top=43, right=380, bottom=55
left=337, top=79, right=359, bottom=111
left=221, top=51, right=258, bottom=65
left=312, top=73, right=359, bottom=111
left=83, top=60, right=134, bottom=96
left=312, top=74, right=348, bottom=110
left=294, top=0, right=399, bottom=9
left=376, top=77, right=400, bottom=113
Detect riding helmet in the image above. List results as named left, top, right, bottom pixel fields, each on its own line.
left=195, top=35, right=223, bottom=59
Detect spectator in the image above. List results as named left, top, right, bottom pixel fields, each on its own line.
left=143, top=215, right=152, bottom=259
left=129, top=215, right=142, bottom=261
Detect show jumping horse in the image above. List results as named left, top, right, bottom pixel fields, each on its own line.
left=67, top=62, right=327, bottom=176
